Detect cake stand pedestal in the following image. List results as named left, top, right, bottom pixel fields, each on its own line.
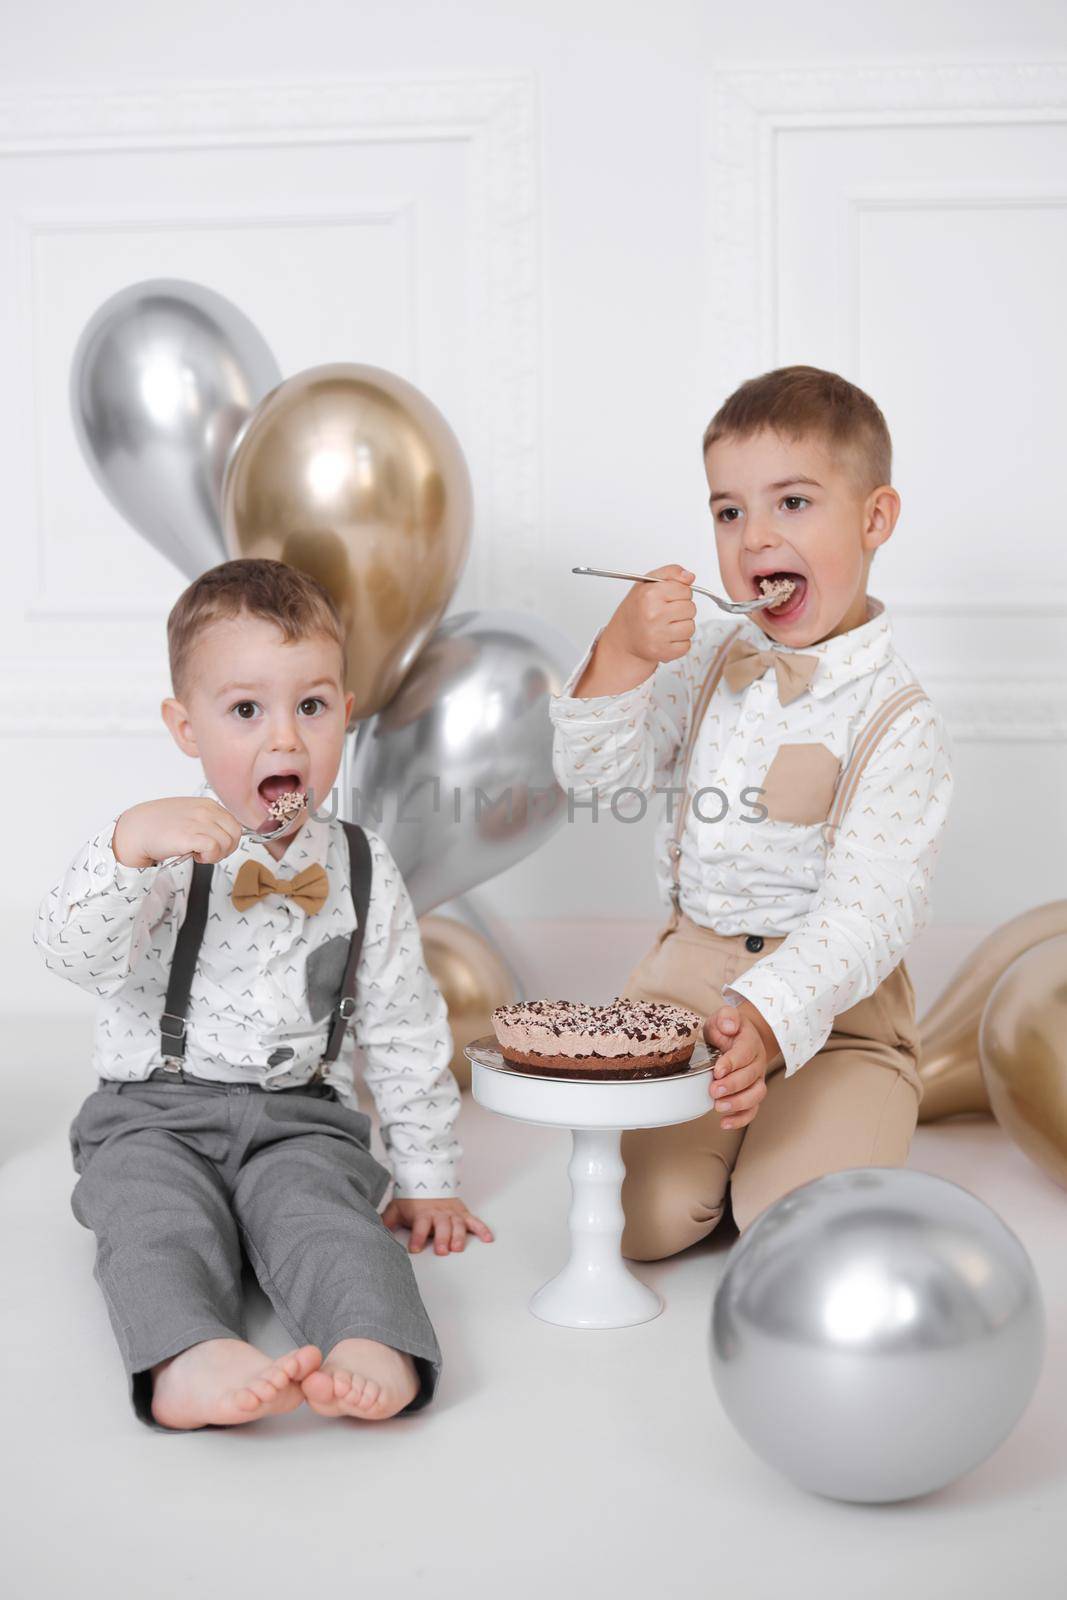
left=464, top=1036, right=718, bottom=1329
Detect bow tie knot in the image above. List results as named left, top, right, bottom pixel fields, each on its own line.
left=722, top=637, right=819, bottom=706
left=231, top=859, right=329, bottom=915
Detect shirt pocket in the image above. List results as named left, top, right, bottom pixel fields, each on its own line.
left=305, top=932, right=352, bottom=1023
left=759, top=741, right=841, bottom=825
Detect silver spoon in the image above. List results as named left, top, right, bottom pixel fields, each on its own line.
left=156, top=786, right=316, bottom=869
left=572, top=565, right=789, bottom=613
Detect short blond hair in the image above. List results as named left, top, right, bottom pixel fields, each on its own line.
left=167, top=557, right=347, bottom=701
left=702, top=364, right=892, bottom=497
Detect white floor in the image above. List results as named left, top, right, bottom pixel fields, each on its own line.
left=3, top=925, right=1065, bottom=1600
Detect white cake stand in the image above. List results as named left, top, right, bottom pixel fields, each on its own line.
left=464, top=1035, right=719, bottom=1329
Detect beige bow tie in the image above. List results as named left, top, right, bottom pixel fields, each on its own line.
left=722, top=637, right=820, bottom=706
left=231, top=859, right=329, bottom=915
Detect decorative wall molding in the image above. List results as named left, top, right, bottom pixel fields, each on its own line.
left=929, top=677, right=1067, bottom=743
left=700, top=60, right=1067, bottom=588
left=0, top=74, right=541, bottom=727
left=0, top=74, right=536, bottom=152
left=704, top=54, right=1067, bottom=431
left=24, top=200, right=419, bottom=622
left=702, top=59, right=1067, bottom=736
left=886, top=597, right=1067, bottom=619
left=3, top=660, right=1063, bottom=742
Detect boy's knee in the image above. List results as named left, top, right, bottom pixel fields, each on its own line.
left=619, top=1128, right=732, bottom=1259
left=620, top=1162, right=728, bottom=1261
left=621, top=1201, right=725, bottom=1262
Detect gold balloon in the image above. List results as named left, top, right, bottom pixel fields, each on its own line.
left=222, top=363, right=472, bottom=723
left=979, top=933, right=1067, bottom=1190
left=419, top=914, right=517, bottom=1092
left=918, top=899, right=1067, bottom=1122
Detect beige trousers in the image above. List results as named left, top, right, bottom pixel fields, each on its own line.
left=619, top=913, right=923, bottom=1259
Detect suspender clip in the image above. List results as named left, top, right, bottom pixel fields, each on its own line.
left=160, top=1012, right=187, bottom=1073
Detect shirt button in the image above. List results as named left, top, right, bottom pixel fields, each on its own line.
left=745, top=935, right=764, bottom=952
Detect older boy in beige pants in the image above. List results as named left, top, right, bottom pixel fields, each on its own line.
left=618, top=919, right=921, bottom=1255
left=550, top=365, right=953, bottom=1259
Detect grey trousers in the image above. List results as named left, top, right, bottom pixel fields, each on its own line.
left=67, top=1069, right=443, bottom=1432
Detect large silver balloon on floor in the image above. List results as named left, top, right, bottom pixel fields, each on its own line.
left=71, top=279, right=281, bottom=577
left=348, top=609, right=574, bottom=915
left=710, top=1169, right=1044, bottom=1502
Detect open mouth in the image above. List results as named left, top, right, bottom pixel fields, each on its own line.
left=755, top=571, right=807, bottom=620
left=257, top=773, right=306, bottom=822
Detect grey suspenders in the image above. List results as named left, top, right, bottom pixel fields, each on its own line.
left=159, top=820, right=373, bottom=1081
left=664, top=630, right=929, bottom=919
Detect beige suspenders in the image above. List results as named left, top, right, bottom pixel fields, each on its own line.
left=662, top=633, right=929, bottom=926
left=821, top=682, right=930, bottom=849
left=666, top=625, right=743, bottom=917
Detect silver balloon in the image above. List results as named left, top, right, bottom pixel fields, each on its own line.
left=347, top=609, right=575, bottom=915
left=438, top=892, right=528, bottom=1001
left=71, top=279, right=281, bottom=577
left=711, top=1169, right=1044, bottom=1502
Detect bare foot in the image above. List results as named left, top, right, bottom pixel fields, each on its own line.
left=149, top=1338, right=322, bottom=1429
left=300, top=1338, right=420, bottom=1421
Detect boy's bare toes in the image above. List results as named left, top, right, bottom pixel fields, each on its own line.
left=225, top=1345, right=322, bottom=1418
left=283, top=1347, right=323, bottom=1382
left=302, top=1366, right=372, bottom=1416
left=301, top=1367, right=349, bottom=1408
left=336, top=1376, right=369, bottom=1410
left=234, top=1365, right=288, bottom=1410
left=151, top=1340, right=323, bottom=1430
left=333, top=1377, right=377, bottom=1417
left=301, top=1339, right=419, bottom=1422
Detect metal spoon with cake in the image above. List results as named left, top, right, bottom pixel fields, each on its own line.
left=572, top=568, right=798, bottom=616
left=154, top=784, right=313, bottom=868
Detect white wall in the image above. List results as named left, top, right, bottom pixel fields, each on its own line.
left=5, top=1, right=1067, bottom=1016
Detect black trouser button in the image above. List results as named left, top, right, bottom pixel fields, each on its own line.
left=745, top=935, right=764, bottom=952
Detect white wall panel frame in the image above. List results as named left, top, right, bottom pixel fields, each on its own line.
left=0, top=76, right=541, bottom=734
left=703, top=59, right=1067, bottom=741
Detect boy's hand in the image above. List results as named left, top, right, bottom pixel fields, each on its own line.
left=603, top=562, right=698, bottom=669
left=112, top=797, right=244, bottom=869
left=703, top=1000, right=780, bottom=1130
left=381, top=1196, right=495, bottom=1255
left=574, top=564, right=697, bottom=696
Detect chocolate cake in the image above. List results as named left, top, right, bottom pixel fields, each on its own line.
left=266, top=789, right=306, bottom=824
left=490, top=997, right=705, bottom=1080
left=758, top=575, right=797, bottom=605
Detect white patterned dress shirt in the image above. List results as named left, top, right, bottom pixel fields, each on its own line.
left=549, top=595, right=954, bottom=1076
left=33, top=777, right=461, bottom=1196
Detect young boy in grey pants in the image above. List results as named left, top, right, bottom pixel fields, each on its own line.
left=34, top=557, right=492, bottom=1432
